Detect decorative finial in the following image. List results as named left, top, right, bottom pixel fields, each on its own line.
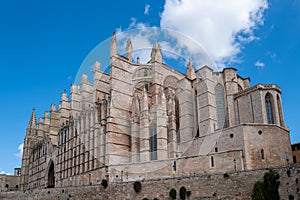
left=186, top=58, right=196, bottom=80
left=110, top=31, right=117, bottom=57
left=150, top=41, right=162, bottom=63
left=126, top=38, right=133, bottom=62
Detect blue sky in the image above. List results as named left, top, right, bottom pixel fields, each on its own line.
left=0, top=0, right=299, bottom=174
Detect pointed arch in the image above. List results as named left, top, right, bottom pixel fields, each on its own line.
left=150, top=122, right=157, bottom=160
left=215, top=84, right=227, bottom=129
left=175, top=97, right=180, bottom=143
left=277, top=94, right=284, bottom=126
left=194, top=89, right=200, bottom=137
left=265, top=93, right=275, bottom=124
left=46, top=160, right=55, bottom=188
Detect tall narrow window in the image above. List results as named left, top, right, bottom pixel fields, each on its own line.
left=236, top=100, right=240, bottom=124
left=211, top=156, right=214, bottom=167
left=150, top=122, right=157, bottom=160
left=175, top=98, right=180, bottom=143
left=277, top=95, right=284, bottom=126
left=215, top=84, right=227, bottom=129
left=250, top=95, right=255, bottom=123
left=194, top=90, right=200, bottom=137
left=293, top=156, right=297, bottom=164
left=261, top=149, right=265, bottom=160
left=265, top=93, right=275, bottom=124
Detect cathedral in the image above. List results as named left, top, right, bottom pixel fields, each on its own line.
left=20, top=33, right=292, bottom=190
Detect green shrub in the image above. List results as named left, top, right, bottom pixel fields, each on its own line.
left=187, top=191, right=192, bottom=197
left=289, top=195, right=294, bottom=200
left=133, top=181, right=142, bottom=193
left=252, top=181, right=264, bottom=200
left=179, top=186, right=187, bottom=200
left=101, top=179, right=108, bottom=189
left=252, top=170, right=280, bottom=200
left=169, top=188, right=177, bottom=199
left=223, top=173, right=229, bottom=178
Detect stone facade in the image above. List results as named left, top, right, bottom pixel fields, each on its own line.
left=292, top=143, right=300, bottom=164
left=0, top=169, right=21, bottom=192
left=19, top=33, right=292, bottom=190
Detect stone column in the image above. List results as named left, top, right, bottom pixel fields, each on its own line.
left=85, top=112, right=89, bottom=171
left=131, top=93, right=140, bottom=162
left=100, top=98, right=107, bottom=165
left=89, top=109, right=95, bottom=170
left=196, top=67, right=216, bottom=136
left=139, top=87, right=150, bottom=162
left=167, top=90, right=177, bottom=158
left=156, top=89, right=168, bottom=159
left=223, top=68, right=239, bottom=127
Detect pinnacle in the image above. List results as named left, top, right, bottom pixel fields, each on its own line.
left=27, top=108, right=37, bottom=130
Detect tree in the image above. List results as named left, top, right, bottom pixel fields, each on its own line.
left=252, top=170, right=280, bottom=200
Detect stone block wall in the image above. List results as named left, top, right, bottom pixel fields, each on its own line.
left=2, top=165, right=300, bottom=200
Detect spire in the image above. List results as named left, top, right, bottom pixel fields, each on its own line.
left=110, top=32, right=117, bottom=57
left=150, top=41, right=162, bottom=63
left=27, top=108, right=37, bottom=130
left=186, top=58, right=196, bottom=80
left=126, top=38, right=133, bottom=62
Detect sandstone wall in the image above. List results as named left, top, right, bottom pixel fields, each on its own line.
left=2, top=165, right=300, bottom=200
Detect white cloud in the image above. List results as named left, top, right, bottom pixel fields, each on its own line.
left=255, top=61, right=265, bottom=68
left=15, top=143, right=24, bottom=159
left=115, top=0, right=268, bottom=70
left=160, top=0, right=268, bottom=68
left=144, top=4, right=151, bottom=15
left=116, top=22, right=216, bottom=69
left=116, top=24, right=154, bottom=64
left=0, top=168, right=11, bottom=175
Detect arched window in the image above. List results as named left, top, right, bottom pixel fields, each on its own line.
left=150, top=122, right=157, bottom=160
left=215, top=84, right=227, bottom=129
left=194, top=89, right=200, bottom=137
left=175, top=98, right=180, bottom=143
left=265, top=93, right=275, bottom=124
left=277, top=94, right=284, bottom=126
left=261, top=149, right=265, bottom=160
left=47, top=161, right=55, bottom=188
